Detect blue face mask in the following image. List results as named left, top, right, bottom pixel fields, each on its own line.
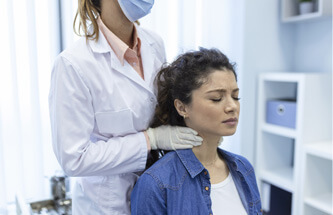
left=118, top=0, right=154, bottom=22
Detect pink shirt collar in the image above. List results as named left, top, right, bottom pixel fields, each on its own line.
left=97, top=17, right=140, bottom=66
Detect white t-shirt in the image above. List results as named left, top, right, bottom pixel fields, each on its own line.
left=211, top=173, right=247, bottom=215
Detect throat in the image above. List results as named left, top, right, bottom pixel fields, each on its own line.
left=206, top=157, right=230, bottom=184
left=191, top=137, right=229, bottom=183
left=201, top=153, right=219, bottom=167
left=191, top=139, right=220, bottom=164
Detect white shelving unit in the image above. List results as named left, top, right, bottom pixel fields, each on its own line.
left=256, top=72, right=332, bottom=215
left=301, top=141, right=333, bottom=215
left=281, top=0, right=332, bottom=23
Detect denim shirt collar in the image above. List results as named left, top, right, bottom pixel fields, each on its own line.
left=175, top=149, right=205, bottom=178
left=176, top=148, right=247, bottom=177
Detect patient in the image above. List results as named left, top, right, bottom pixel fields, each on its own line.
left=131, top=48, right=262, bottom=215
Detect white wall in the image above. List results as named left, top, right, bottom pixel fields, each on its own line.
left=240, top=0, right=332, bottom=164
left=294, top=18, right=332, bottom=73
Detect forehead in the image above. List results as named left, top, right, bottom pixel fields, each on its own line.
left=200, top=70, right=237, bottom=91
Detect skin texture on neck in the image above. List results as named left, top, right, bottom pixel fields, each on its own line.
left=192, top=136, right=229, bottom=184
left=191, top=135, right=220, bottom=164
left=100, top=0, right=134, bottom=47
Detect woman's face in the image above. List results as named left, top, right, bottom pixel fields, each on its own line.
left=184, top=70, right=240, bottom=139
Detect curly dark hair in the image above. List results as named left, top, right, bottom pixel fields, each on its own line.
left=147, top=48, right=237, bottom=168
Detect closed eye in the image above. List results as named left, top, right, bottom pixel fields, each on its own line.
left=233, top=97, right=241, bottom=101
left=211, top=98, right=222, bottom=102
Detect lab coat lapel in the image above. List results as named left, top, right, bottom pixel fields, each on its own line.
left=109, top=36, right=158, bottom=95
left=91, top=26, right=159, bottom=95
left=111, top=51, right=153, bottom=93
left=90, top=30, right=148, bottom=91
left=110, top=52, right=149, bottom=92
left=140, top=36, right=155, bottom=90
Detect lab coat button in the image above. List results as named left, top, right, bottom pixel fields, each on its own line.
left=150, top=97, right=154, bottom=102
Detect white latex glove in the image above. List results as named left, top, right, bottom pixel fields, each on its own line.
left=146, top=125, right=203, bottom=150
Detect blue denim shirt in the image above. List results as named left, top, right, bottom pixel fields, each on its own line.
left=131, top=148, right=262, bottom=215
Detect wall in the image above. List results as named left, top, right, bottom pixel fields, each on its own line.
left=240, top=0, right=332, bottom=164
left=294, top=18, right=332, bottom=73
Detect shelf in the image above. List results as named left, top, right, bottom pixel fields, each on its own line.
left=281, top=0, right=332, bottom=23
left=304, top=193, right=333, bottom=215
left=260, top=72, right=303, bottom=82
left=305, top=141, right=332, bottom=161
left=262, top=123, right=297, bottom=138
left=283, top=12, right=327, bottom=23
left=261, top=167, right=294, bottom=193
left=304, top=154, right=332, bottom=215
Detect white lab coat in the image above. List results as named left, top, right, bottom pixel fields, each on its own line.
left=49, top=25, right=166, bottom=214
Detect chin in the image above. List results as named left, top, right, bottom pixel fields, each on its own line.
left=198, top=128, right=237, bottom=139
left=221, top=130, right=237, bottom=136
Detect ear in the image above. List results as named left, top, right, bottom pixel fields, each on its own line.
left=174, top=99, right=188, bottom=117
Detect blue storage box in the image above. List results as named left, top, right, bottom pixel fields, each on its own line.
left=266, top=100, right=296, bottom=129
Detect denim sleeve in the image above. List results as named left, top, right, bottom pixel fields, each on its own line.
left=131, top=173, right=166, bottom=215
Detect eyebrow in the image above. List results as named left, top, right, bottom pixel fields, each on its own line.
left=206, top=88, right=239, bottom=94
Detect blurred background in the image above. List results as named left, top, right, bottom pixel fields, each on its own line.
left=0, top=0, right=331, bottom=214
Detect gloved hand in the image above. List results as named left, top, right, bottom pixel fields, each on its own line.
left=146, top=125, right=203, bottom=150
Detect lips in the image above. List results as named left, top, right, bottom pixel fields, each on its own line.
left=223, top=118, right=238, bottom=123
left=222, top=118, right=238, bottom=126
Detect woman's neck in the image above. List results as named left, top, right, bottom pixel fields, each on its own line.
left=192, top=135, right=220, bottom=165
left=100, top=0, right=134, bottom=47
left=192, top=135, right=229, bottom=184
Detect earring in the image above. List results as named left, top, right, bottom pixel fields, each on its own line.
left=183, top=115, right=186, bottom=119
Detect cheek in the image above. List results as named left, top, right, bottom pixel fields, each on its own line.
left=206, top=108, right=222, bottom=119
left=191, top=104, right=222, bottom=122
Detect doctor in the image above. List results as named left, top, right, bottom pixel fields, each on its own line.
left=49, top=0, right=202, bottom=214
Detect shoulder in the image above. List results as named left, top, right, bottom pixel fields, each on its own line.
left=52, top=36, right=105, bottom=81
left=132, top=154, right=171, bottom=213
left=140, top=151, right=186, bottom=188
left=144, top=151, right=179, bottom=179
left=55, top=37, right=93, bottom=67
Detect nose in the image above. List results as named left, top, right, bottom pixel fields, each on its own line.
left=224, top=97, right=238, bottom=113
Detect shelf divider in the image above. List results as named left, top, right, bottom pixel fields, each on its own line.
left=304, top=193, right=333, bottom=215
left=282, top=12, right=323, bottom=23
left=305, top=141, right=332, bottom=161
left=261, top=123, right=297, bottom=138
left=260, top=167, right=294, bottom=193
